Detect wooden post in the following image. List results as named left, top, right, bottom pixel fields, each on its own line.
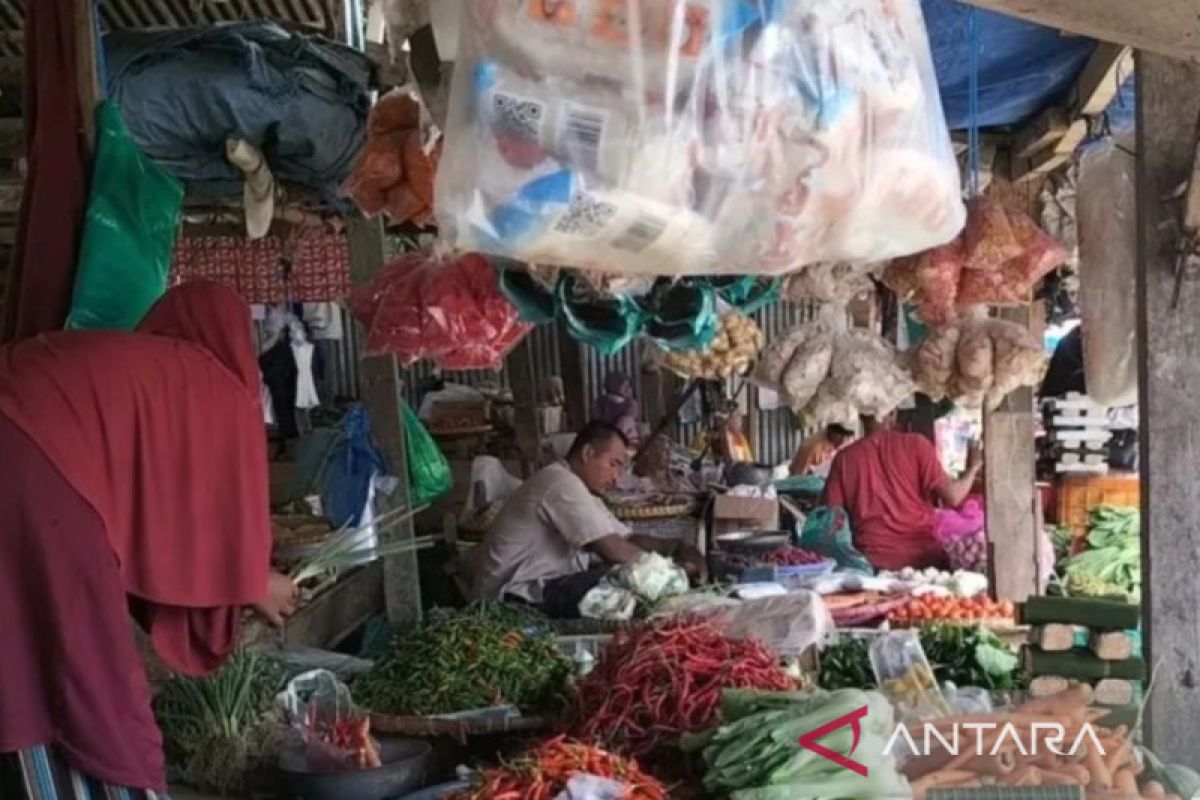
left=557, top=320, right=587, bottom=431
left=347, top=218, right=422, bottom=625
left=984, top=308, right=1041, bottom=603
left=507, top=336, right=542, bottom=476
left=1136, top=52, right=1200, bottom=768
left=74, top=0, right=101, bottom=154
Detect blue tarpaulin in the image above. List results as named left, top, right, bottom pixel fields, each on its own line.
left=923, top=0, right=1099, bottom=130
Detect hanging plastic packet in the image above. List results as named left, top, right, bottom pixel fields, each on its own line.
left=277, top=670, right=382, bottom=773
left=558, top=272, right=645, bottom=355
left=639, top=278, right=718, bottom=351
left=437, top=0, right=965, bottom=276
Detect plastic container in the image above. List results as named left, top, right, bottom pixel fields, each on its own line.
left=775, top=559, right=838, bottom=581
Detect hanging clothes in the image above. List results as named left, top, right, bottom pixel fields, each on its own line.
left=260, top=336, right=299, bottom=439
left=0, top=281, right=272, bottom=792
left=290, top=321, right=320, bottom=410
left=1, top=0, right=89, bottom=342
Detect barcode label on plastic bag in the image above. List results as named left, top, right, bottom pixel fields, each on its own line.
left=555, top=193, right=619, bottom=238
left=492, top=92, right=545, bottom=143
left=611, top=214, right=668, bottom=252
left=559, top=103, right=606, bottom=172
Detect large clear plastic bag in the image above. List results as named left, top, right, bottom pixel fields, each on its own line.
left=435, top=0, right=964, bottom=276
left=1077, top=135, right=1137, bottom=406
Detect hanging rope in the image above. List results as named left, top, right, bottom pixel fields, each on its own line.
left=966, top=6, right=981, bottom=197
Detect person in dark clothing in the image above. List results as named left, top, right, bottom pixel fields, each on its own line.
left=1040, top=326, right=1085, bottom=398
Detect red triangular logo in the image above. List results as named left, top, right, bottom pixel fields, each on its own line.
left=797, top=704, right=869, bottom=776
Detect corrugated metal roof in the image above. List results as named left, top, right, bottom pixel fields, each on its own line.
left=0, top=0, right=334, bottom=57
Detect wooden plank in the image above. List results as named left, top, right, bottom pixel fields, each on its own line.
left=985, top=304, right=1040, bottom=603
left=1136, top=52, right=1200, bottom=770
left=74, top=0, right=102, bottom=154
left=348, top=217, right=423, bottom=625
left=954, top=0, right=1200, bottom=65
left=1013, top=120, right=1087, bottom=182
left=1073, top=43, right=1135, bottom=117
left=281, top=563, right=385, bottom=648
left=556, top=320, right=588, bottom=432
left=1013, top=108, right=1069, bottom=160
left=506, top=336, right=543, bottom=476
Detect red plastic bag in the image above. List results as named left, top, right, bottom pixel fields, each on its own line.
left=369, top=91, right=420, bottom=136
left=911, top=239, right=965, bottom=326
left=348, top=251, right=532, bottom=369
left=962, top=197, right=1022, bottom=272
left=1003, top=209, right=1068, bottom=287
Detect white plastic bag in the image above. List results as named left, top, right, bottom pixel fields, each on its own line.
left=435, top=0, right=964, bottom=276
left=1077, top=135, right=1137, bottom=406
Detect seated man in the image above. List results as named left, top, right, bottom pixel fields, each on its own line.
left=465, top=421, right=701, bottom=618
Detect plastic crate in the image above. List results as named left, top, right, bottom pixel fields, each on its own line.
left=1056, top=474, right=1139, bottom=540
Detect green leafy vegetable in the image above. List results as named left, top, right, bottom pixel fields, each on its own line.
left=1063, top=505, right=1140, bottom=602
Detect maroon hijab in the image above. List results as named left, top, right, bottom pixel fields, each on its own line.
left=0, top=281, right=272, bottom=670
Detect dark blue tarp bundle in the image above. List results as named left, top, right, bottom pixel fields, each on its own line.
left=923, top=0, right=1097, bottom=130
left=103, top=22, right=371, bottom=200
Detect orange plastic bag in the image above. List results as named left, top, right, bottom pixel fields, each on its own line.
left=962, top=197, right=1022, bottom=272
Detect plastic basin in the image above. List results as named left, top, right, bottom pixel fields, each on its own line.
left=279, top=736, right=432, bottom=800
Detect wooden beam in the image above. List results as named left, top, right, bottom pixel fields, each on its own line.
left=556, top=320, right=588, bottom=432
left=1137, top=52, right=1200, bottom=770
left=507, top=336, right=543, bottom=477
left=1013, top=108, right=1069, bottom=160
left=348, top=216, right=423, bottom=625
left=1013, top=120, right=1087, bottom=182
left=1073, top=43, right=1134, bottom=117
left=74, top=0, right=101, bottom=154
left=954, top=0, right=1200, bottom=65
left=984, top=308, right=1041, bottom=604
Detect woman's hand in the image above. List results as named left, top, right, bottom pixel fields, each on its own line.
left=254, top=571, right=299, bottom=627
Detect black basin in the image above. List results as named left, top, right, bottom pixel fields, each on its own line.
left=279, top=736, right=433, bottom=800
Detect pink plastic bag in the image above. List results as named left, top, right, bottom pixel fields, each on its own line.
left=933, top=499, right=984, bottom=545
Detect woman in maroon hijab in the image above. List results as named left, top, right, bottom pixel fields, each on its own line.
left=0, top=281, right=297, bottom=798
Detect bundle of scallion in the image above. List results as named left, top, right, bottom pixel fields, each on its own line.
left=153, top=648, right=286, bottom=794
left=288, top=503, right=432, bottom=583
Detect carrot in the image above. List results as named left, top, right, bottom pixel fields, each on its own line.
left=1000, top=766, right=1043, bottom=786
left=1017, top=684, right=1093, bottom=718
left=1113, top=768, right=1139, bottom=793
left=957, top=750, right=1018, bottom=776
left=1104, top=727, right=1134, bottom=772
left=1040, top=768, right=1087, bottom=786
left=1143, top=780, right=1167, bottom=798
left=1084, top=742, right=1114, bottom=790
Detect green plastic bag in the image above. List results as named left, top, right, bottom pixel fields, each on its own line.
left=798, top=506, right=874, bottom=575
left=66, top=102, right=184, bottom=331
left=402, top=403, right=452, bottom=506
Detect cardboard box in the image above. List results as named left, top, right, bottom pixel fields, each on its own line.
left=711, top=495, right=780, bottom=537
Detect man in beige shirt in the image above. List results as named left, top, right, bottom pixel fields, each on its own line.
left=465, top=422, right=701, bottom=617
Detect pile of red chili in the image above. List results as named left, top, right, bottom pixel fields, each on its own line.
left=449, top=737, right=665, bottom=800
left=568, top=619, right=794, bottom=757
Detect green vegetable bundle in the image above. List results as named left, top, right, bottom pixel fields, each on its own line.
left=354, top=602, right=571, bottom=716
left=818, top=625, right=1023, bottom=692
left=1063, top=506, right=1140, bottom=602
left=682, top=689, right=907, bottom=799
left=153, top=648, right=287, bottom=795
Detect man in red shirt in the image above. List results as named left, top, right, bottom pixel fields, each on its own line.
left=823, top=412, right=982, bottom=571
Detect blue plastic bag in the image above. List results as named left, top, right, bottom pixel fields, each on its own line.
left=322, top=405, right=390, bottom=527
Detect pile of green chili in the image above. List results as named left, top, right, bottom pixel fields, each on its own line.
left=354, top=602, right=571, bottom=716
